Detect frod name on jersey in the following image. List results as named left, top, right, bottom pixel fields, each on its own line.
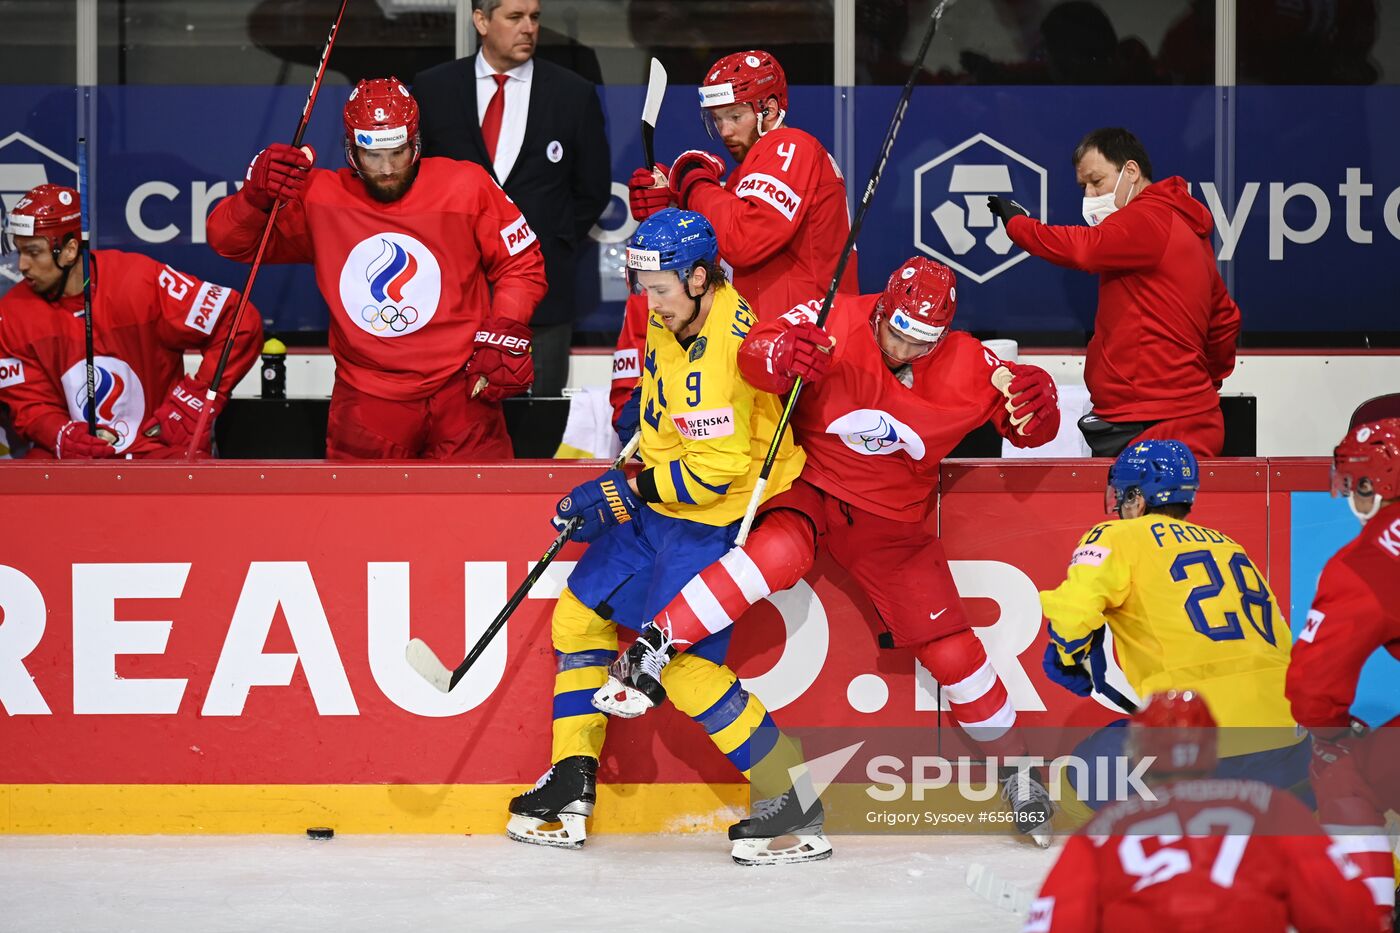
left=1148, top=521, right=1237, bottom=549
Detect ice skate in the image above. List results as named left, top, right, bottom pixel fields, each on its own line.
left=728, top=790, right=832, bottom=866
left=506, top=756, right=597, bottom=849
left=591, top=622, right=674, bottom=718
left=1000, top=768, right=1053, bottom=848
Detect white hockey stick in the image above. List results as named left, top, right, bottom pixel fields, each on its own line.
left=964, top=862, right=1034, bottom=916
left=641, top=57, right=667, bottom=173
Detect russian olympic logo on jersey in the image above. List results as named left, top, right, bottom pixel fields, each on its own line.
left=60, top=356, right=145, bottom=453
left=825, top=409, right=926, bottom=460
left=338, top=232, right=442, bottom=338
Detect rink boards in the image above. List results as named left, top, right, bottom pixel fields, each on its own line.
left=2, top=457, right=1392, bottom=834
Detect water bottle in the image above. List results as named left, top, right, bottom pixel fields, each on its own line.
left=260, top=336, right=287, bottom=399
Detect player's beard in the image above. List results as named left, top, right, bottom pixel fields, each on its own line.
left=362, top=162, right=420, bottom=203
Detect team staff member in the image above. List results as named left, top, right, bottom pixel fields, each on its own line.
left=415, top=0, right=612, bottom=397
left=989, top=127, right=1241, bottom=458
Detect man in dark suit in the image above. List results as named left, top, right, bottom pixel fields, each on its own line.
left=414, top=0, right=612, bottom=397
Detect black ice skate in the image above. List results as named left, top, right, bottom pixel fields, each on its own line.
left=590, top=622, right=675, bottom=718
left=506, top=755, right=597, bottom=849
left=1000, top=767, right=1053, bottom=848
left=728, top=790, right=833, bottom=866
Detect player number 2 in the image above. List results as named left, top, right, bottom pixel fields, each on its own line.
left=1169, top=550, right=1275, bottom=645
left=1118, top=808, right=1254, bottom=892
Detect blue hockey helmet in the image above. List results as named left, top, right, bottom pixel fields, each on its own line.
left=1106, top=439, right=1199, bottom=514
left=625, top=208, right=719, bottom=293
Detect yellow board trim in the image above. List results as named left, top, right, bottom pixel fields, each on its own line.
left=0, top=783, right=749, bottom=835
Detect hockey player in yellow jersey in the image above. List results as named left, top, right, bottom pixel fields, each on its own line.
left=506, top=209, right=821, bottom=865
left=1040, top=439, right=1309, bottom=812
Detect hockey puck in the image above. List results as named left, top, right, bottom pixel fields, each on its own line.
left=306, top=827, right=334, bottom=840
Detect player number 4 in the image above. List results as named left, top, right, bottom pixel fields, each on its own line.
left=775, top=141, right=796, bottom=173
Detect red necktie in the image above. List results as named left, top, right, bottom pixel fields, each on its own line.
left=481, top=73, right=509, bottom=163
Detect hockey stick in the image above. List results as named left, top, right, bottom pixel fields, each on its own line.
left=406, top=432, right=642, bottom=693
left=964, top=863, right=1034, bottom=916
left=735, top=0, right=959, bottom=545
left=182, top=0, right=351, bottom=459
left=76, top=125, right=97, bottom=437
left=641, top=57, right=666, bottom=172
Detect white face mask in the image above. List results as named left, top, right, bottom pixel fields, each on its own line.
left=1348, top=492, right=1383, bottom=524
left=1082, top=168, right=1126, bottom=227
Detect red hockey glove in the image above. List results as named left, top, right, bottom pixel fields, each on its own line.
left=56, top=421, right=117, bottom=459
left=668, top=150, right=726, bottom=208
left=243, top=143, right=315, bottom=212
left=1309, top=722, right=1383, bottom=824
left=769, top=322, right=835, bottom=384
left=467, top=317, right=534, bottom=402
left=140, top=375, right=220, bottom=449
left=628, top=165, right=674, bottom=221
left=994, top=363, right=1058, bottom=438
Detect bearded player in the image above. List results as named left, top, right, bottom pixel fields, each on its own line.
left=208, top=77, right=546, bottom=459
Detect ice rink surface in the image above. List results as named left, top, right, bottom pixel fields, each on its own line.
left=1, top=832, right=1057, bottom=932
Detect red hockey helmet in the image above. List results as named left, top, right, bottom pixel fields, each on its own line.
left=6, top=183, right=81, bottom=252
left=876, top=256, right=957, bottom=346
left=343, top=77, right=421, bottom=169
left=699, top=50, right=788, bottom=136
left=1128, top=689, right=1218, bottom=777
left=1332, top=418, right=1400, bottom=503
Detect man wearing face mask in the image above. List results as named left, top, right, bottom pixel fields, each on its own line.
left=1285, top=417, right=1400, bottom=928
left=988, top=127, right=1241, bottom=459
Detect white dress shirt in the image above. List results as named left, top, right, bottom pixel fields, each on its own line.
left=475, top=55, right=533, bottom=182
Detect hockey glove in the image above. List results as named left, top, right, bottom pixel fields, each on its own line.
left=614, top=384, right=641, bottom=445
left=244, top=143, right=315, bottom=212
left=1042, top=642, right=1094, bottom=697
left=987, top=196, right=1028, bottom=227
left=56, top=421, right=117, bottom=460
left=769, top=322, right=835, bottom=385
left=994, top=363, right=1059, bottom=438
left=553, top=469, right=641, bottom=543
left=628, top=165, right=675, bottom=221
left=668, top=150, right=726, bottom=208
left=140, top=375, right=219, bottom=449
left=466, top=317, right=534, bottom=402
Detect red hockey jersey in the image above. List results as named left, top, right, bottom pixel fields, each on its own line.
left=683, top=126, right=858, bottom=321
left=1026, top=778, right=1383, bottom=933
left=206, top=157, right=546, bottom=401
left=737, top=294, right=1056, bottom=522
left=1287, top=501, right=1400, bottom=730
left=0, top=249, right=262, bottom=456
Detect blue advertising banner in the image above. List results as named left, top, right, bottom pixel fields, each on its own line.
left=3, top=83, right=1398, bottom=340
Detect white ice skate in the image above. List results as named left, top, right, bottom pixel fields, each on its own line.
left=729, top=791, right=833, bottom=866
left=591, top=623, right=674, bottom=718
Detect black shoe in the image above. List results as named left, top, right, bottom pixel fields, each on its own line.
left=506, top=756, right=597, bottom=848
left=591, top=622, right=675, bottom=718
left=728, top=791, right=832, bottom=865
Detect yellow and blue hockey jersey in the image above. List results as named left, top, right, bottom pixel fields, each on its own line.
left=635, top=283, right=804, bottom=526
left=1040, top=515, right=1299, bottom=755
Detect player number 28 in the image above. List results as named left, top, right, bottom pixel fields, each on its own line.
left=1169, top=550, right=1276, bottom=645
